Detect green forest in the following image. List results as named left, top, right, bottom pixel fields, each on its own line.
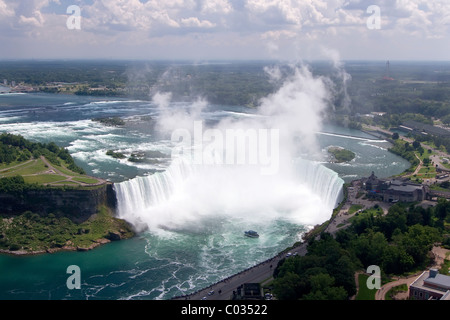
left=0, top=132, right=85, bottom=175
left=272, top=200, right=450, bottom=300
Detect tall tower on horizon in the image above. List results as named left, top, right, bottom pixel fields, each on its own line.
left=383, top=60, right=394, bottom=81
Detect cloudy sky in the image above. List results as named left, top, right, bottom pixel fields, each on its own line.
left=0, top=0, right=449, bottom=61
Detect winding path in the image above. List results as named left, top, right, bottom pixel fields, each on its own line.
left=38, top=156, right=107, bottom=187
left=375, top=246, right=450, bottom=300
left=1, top=156, right=107, bottom=187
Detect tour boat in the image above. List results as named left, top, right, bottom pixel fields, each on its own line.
left=244, top=230, right=259, bottom=238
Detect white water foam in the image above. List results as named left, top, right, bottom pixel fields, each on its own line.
left=114, top=156, right=343, bottom=233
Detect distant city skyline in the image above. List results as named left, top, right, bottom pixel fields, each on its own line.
left=0, top=0, right=449, bottom=61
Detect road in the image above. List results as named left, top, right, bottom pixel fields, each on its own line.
left=173, top=180, right=375, bottom=301
left=174, top=124, right=450, bottom=301
left=174, top=243, right=308, bottom=301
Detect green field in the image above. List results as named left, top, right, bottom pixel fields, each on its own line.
left=72, top=176, right=101, bottom=184
left=385, top=284, right=408, bottom=300
left=417, top=166, right=437, bottom=179
left=23, top=174, right=67, bottom=184
left=0, top=156, right=103, bottom=186
left=355, top=274, right=377, bottom=300
left=348, top=204, right=363, bottom=215
left=0, top=159, right=46, bottom=177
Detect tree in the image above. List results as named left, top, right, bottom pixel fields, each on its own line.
left=382, top=245, right=414, bottom=274
left=434, top=198, right=450, bottom=221
left=303, top=274, right=347, bottom=300
left=399, top=225, right=440, bottom=267
left=377, top=205, right=407, bottom=240
left=352, top=230, right=388, bottom=267
left=392, top=132, right=399, bottom=140
left=272, top=271, right=302, bottom=300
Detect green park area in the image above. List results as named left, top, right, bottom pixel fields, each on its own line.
left=0, top=133, right=133, bottom=253
left=0, top=133, right=104, bottom=188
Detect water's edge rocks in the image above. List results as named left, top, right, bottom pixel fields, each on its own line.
left=0, top=183, right=135, bottom=255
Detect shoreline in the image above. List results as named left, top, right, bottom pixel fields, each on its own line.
left=173, top=123, right=450, bottom=300
left=172, top=183, right=351, bottom=300
left=0, top=237, right=113, bottom=256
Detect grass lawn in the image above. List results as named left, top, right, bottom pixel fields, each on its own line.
left=417, top=166, right=437, bottom=178
left=0, top=158, right=47, bottom=177
left=385, top=284, right=408, bottom=300
left=430, top=185, right=450, bottom=192
left=348, top=204, right=363, bottom=215
left=415, top=150, right=435, bottom=162
left=439, top=252, right=450, bottom=275
left=0, top=160, right=30, bottom=171
left=1, top=156, right=103, bottom=186
left=349, top=206, right=383, bottom=223
left=355, top=274, right=377, bottom=300
left=23, top=174, right=68, bottom=184
left=72, top=176, right=100, bottom=184
left=51, top=181, right=80, bottom=186
left=442, top=160, right=450, bottom=170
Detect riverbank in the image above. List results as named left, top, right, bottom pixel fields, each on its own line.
left=172, top=124, right=450, bottom=301
left=172, top=186, right=352, bottom=300
left=0, top=202, right=135, bottom=256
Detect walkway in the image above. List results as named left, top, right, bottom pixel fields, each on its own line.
left=38, top=156, right=107, bottom=187
left=173, top=180, right=378, bottom=300
left=375, top=246, right=450, bottom=300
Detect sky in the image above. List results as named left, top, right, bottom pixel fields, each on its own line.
left=0, top=0, right=449, bottom=61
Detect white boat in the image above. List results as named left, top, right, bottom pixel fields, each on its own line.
left=244, top=230, right=259, bottom=238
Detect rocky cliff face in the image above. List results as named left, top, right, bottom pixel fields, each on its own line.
left=0, top=183, right=117, bottom=223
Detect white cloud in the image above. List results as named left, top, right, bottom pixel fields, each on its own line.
left=181, top=17, right=216, bottom=28
left=0, top=0, right=14, bottom=18
left=201, top=0, right=233, bottom=14
left=0, top=0, right=449, bottom=60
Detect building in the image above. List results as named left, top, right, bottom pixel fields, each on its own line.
left=399, top=120, right=450, bottom=139
left=361, top=172, right=428, bottom=202
left=383, top=179, right=428, bottom=203
left=362, top=172, right=389, bottom=195
left=233, top=283, right=263, bottom=300
left=409, top=269, right=450, bottom=300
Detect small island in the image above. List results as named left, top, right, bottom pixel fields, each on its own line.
left=106, top=150, right=127, bottom=159
left=92, top=116, right=125, bottom=127
left=328, top=147, right=356, bottom=163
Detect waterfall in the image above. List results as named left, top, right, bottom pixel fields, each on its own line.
left=114, top=157, right=344, bottom=231
left=293, top=158, right=344, bottom=210
left=114, top=157, right=194, bottom=230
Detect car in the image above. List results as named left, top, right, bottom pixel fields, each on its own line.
left=208, top=290, right=214, bottom=296
left=286, top=252, right=292, bottom=258
left=201, top=296, right=207, bottom=300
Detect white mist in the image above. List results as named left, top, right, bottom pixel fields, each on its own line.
left=114, top=63, right=344, bottom=234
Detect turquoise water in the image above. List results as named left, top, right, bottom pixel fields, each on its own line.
left=0, top=93, right=410, bottom=300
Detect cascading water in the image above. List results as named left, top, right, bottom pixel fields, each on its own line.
left=114, top=156, right=344, bottom=233
left=293, top=158, right=344, bottom=209
left=114, top=157, right=195, bottom=231
left=114, top=62, right=347, bottom=261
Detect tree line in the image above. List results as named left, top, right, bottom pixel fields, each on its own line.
left=272, top=200, right=450, bottom=300
left=0, top=132, right=85, bottom=174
